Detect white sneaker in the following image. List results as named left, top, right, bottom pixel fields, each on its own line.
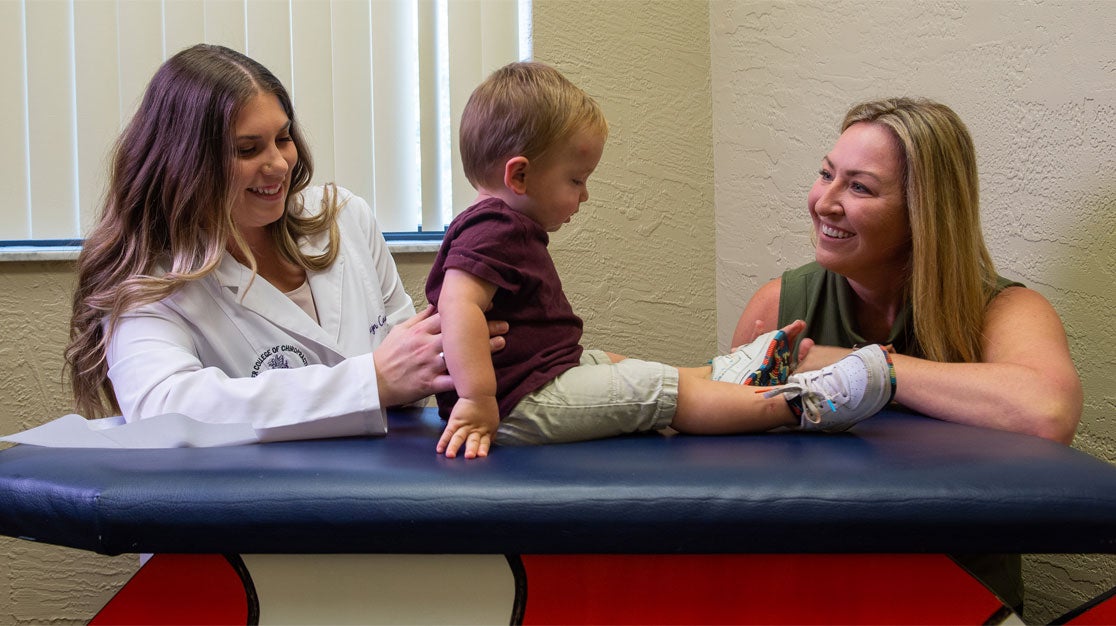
left=762, top=345, right=895, bottom=432
left=710, top=329, right=793, bottom=386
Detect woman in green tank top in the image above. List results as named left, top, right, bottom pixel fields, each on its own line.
left=731, top=98, right=1084, bottom=614
left=734, top=97, right=1081, bottom=443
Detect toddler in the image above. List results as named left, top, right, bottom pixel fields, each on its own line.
left=425, top=62, right=895, bottom=458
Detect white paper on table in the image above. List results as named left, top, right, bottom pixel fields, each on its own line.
left=0, top=413, right=259, bottom=448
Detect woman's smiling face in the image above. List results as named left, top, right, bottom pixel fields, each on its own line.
left=229, top=92, right=298, bottom=235
left=808, top=121, right=911, bottom=279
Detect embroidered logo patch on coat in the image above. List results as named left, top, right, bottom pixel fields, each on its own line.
left=251, top=345, right=310, bottom=377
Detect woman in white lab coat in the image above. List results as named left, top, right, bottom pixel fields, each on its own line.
left=66, top=44, right=503, bottom=442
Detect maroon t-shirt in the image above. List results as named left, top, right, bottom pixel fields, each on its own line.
left=426, top=198, right=584, bottom=418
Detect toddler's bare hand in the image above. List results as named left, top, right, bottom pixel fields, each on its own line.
left=437, top=396, right=499, bottom=459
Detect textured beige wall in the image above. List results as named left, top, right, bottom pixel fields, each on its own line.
left=0, top=263, right=140, bottom=624
left=0, top=1, right=713, bottom=622
left=533, top=1, right=717, bottom=366
left=710, top=0, right=1116, bottom=622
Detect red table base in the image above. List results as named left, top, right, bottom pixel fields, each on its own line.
left=92, top=553, right=1022, bottom=625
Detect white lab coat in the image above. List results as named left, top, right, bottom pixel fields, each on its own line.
left=106, top=186, right=416, bottom=442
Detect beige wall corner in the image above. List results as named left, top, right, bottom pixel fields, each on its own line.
left=534, top=0, right=717, bottom=367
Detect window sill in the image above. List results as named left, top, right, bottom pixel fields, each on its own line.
left=0, top=240, right=440, bottom=263
left=0, top=245, right=84, bottom=262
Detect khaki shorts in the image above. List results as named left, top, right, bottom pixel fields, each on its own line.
left=495, top=350, right=679, bottom=446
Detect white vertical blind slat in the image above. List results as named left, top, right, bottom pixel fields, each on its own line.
left=73, top=1, right=121, bottom=236
left=329, top=0, right=376, bottom=215
left=445, top=0, right=483, bottom=218
left=290, top=0, right=337, bottom=193
left=481, top=0, right=518, bottom=73
left=245, top=0, right=293, bottom=89
left=203, top=0, right=247, bottom=51
left=164, top=1, right=206, bottom=60
left=2, top=0, right=523, bottom=242
left=116, top=1, right=165, bottom=121
left=370, top=0, right=420, bottom=232
left=0, top=0, right=30, bottom=239
left=26, top=0, right=78, bottom=239
left=416, top=0, right=441, bottom=231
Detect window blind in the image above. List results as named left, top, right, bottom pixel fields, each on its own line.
left=0, top=0, right=529, bottom=242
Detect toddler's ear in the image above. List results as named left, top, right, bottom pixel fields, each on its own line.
left=503, top=156, right=529, bottom=195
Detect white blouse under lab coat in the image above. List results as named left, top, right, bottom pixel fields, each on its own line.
left=106, top=186, right=415, bottom=442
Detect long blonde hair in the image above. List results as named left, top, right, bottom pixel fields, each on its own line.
left=842, top=98, right=997, bottom=363
left=67, top=44, right=340, bottom=417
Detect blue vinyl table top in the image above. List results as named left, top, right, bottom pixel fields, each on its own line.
left=1, top=408, right=1114, bottom=556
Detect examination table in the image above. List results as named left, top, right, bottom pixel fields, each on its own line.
left=2, top=407, right=1115, bottom=624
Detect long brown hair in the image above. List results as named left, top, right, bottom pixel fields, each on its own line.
left=67, top=44, right=339, bottom=417
left=842, top=98, right=997, bottom=363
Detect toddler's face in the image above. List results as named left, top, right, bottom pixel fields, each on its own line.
left=521, top=127, right=605, bottom=232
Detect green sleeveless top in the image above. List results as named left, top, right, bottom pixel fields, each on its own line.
left=777, top=261, right=1026, bottom=612
left=778, top=261, right=1023, bottom=357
